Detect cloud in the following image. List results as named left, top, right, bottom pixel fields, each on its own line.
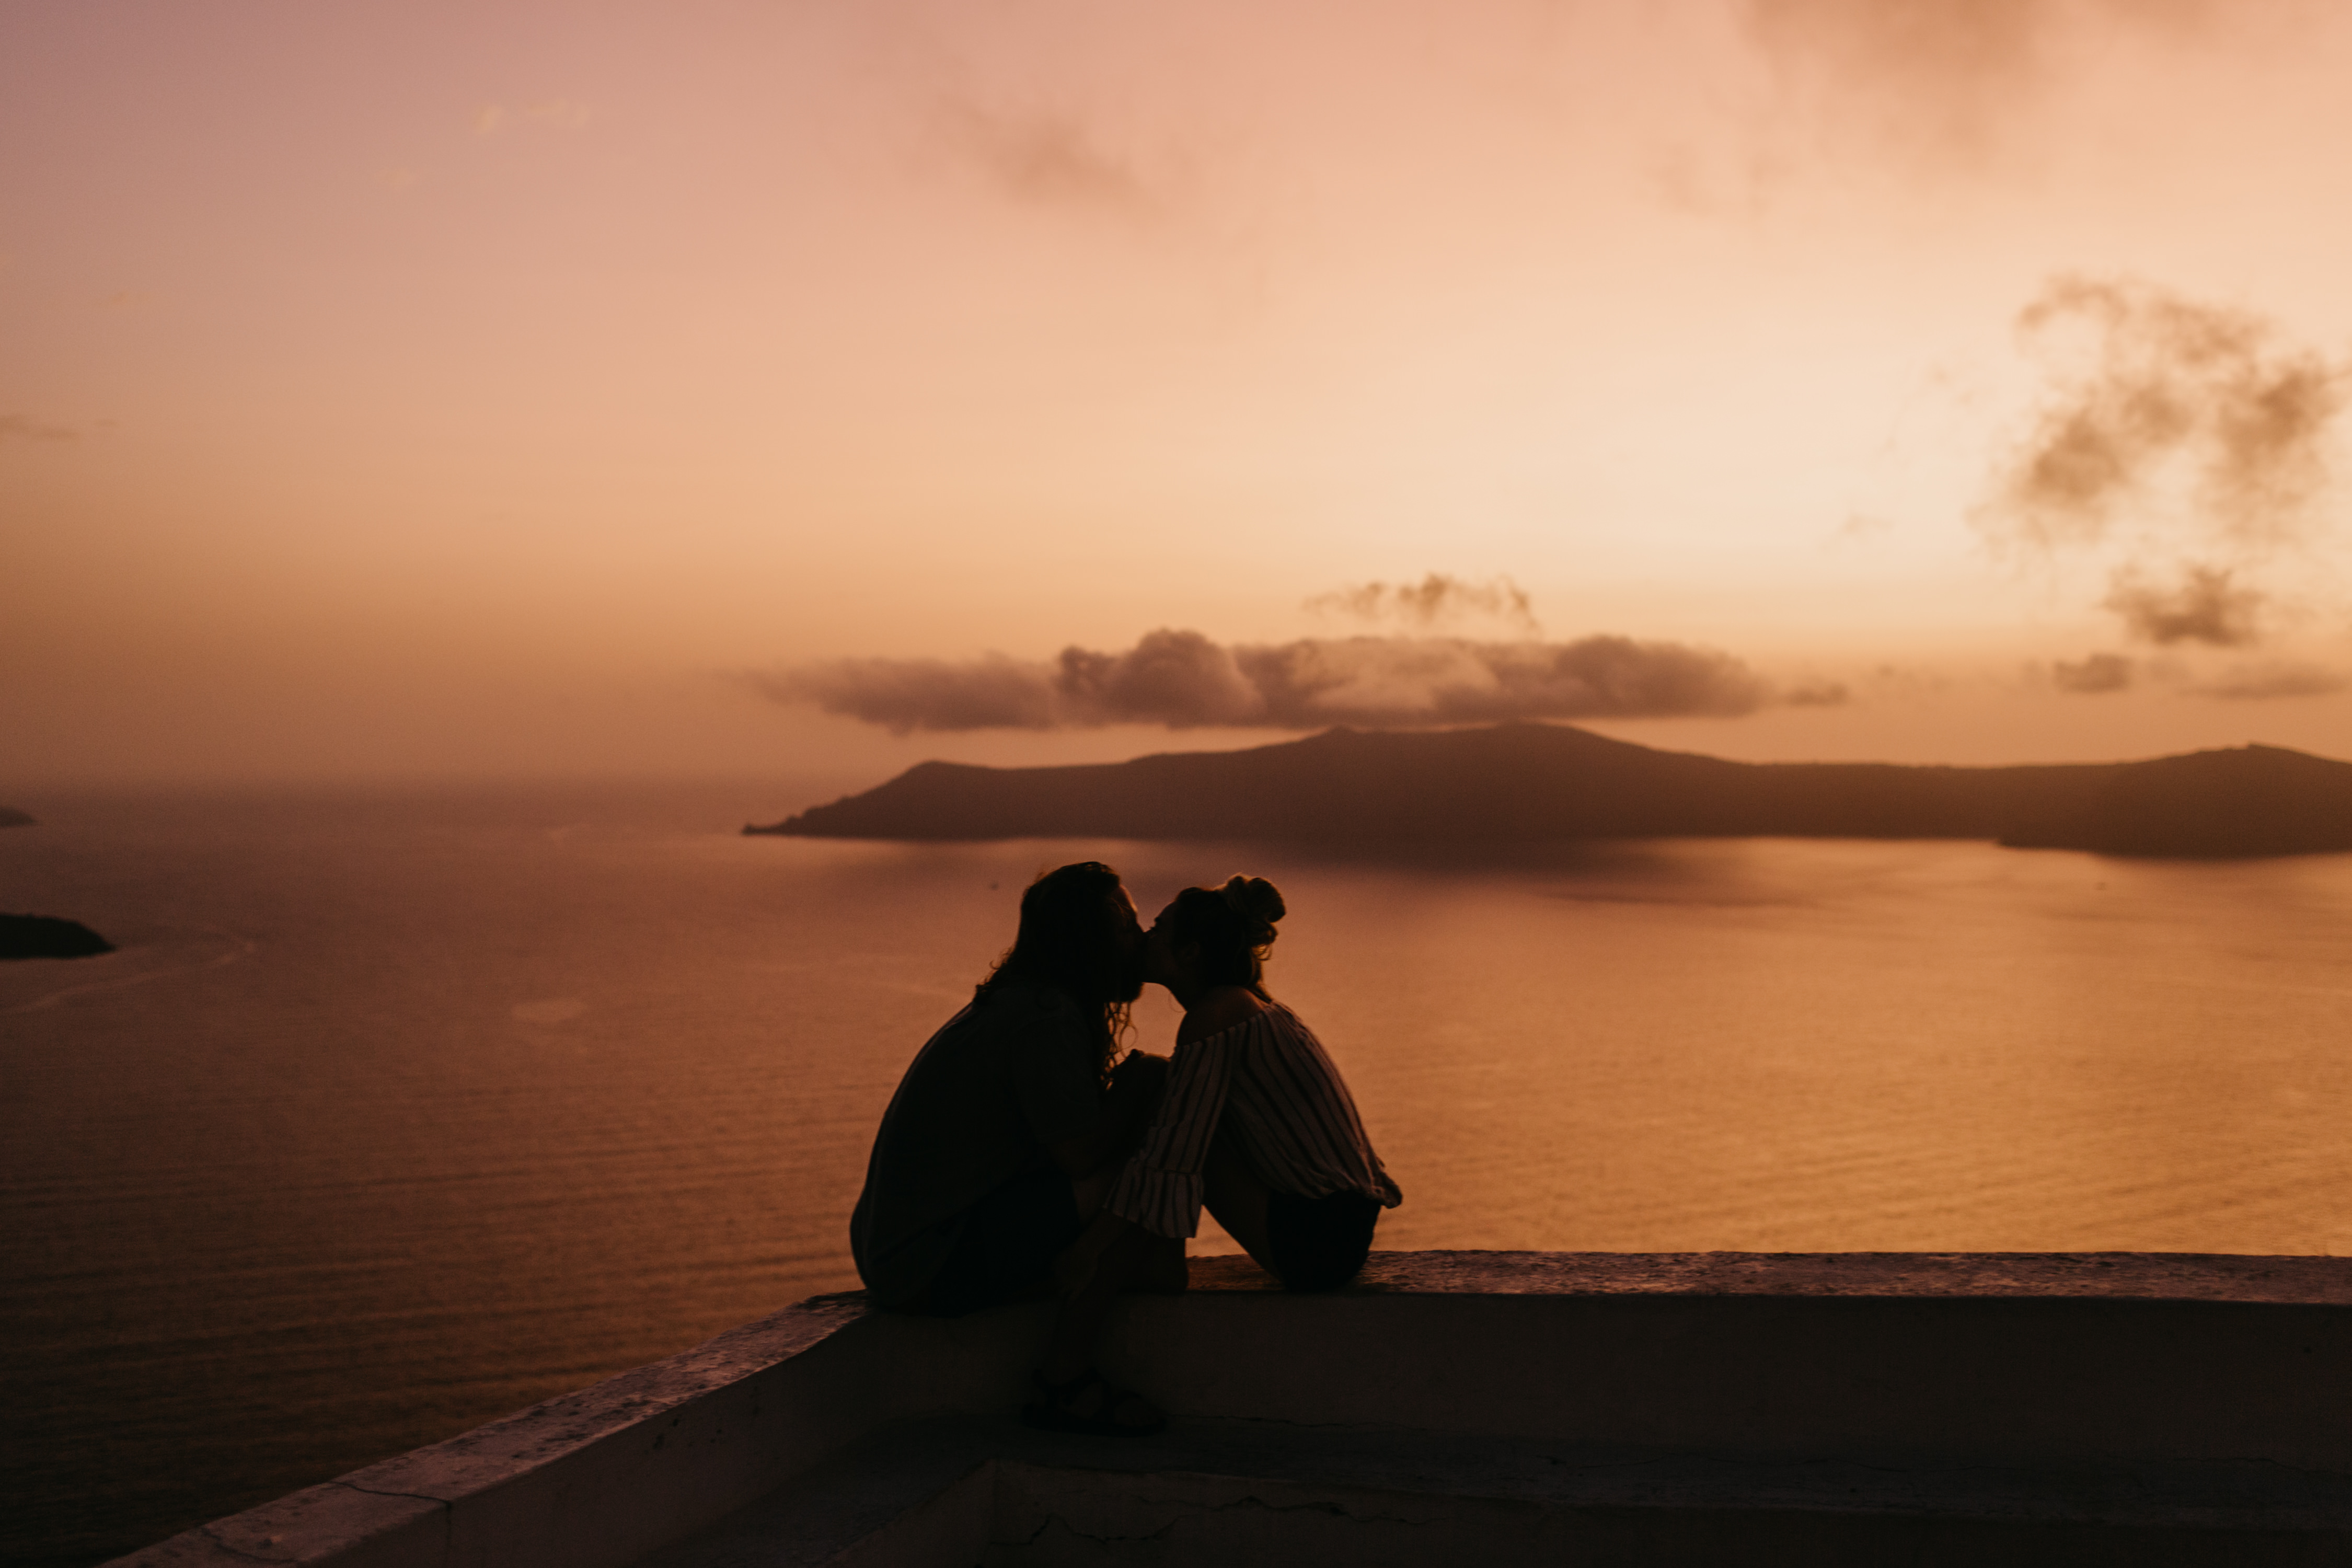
left=1984, top=276, right=2346, bottom=555
left=0, top=413, right=79, bottom=445
left=936, top=100, right=1160, bottom=214
left=1305, top=573, right=1539, bottom=635
left=1055, top=629, right=1263, bottom=725
left=756, top=654, right=1060, bottom=733
left=2100, top=563, right=2262, bottom=646
left=1744, top=0, right=2218, bottom=169
left=761, top=628, right=1775, bottom=733
left=2050, top=652, right=2134, bottom=694
left=1976, top=275, right=2350, bottom=645
left=2189, top=661, right=2348, bottom=700
left=1236, top=635, right=1770, bottom=727
left=1747, top=0, right=2047, bottom=133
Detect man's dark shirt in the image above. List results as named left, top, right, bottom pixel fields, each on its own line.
left=849, top=980, right=1102, bottom=1308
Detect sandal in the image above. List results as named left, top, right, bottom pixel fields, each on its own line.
left=1020, top=1368, right=1166, bottom=1437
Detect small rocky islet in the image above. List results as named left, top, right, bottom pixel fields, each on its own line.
left=1, top=808, right=116, bottom=958
left=0, top=913, right=114, bottom=959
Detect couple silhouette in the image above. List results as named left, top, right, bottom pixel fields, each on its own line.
left=850, top=862, right=1402, bottom=1436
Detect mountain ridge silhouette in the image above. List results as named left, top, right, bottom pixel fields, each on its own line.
left=747, top=723, right=2352, bottom=858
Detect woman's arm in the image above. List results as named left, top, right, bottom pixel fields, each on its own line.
left=1103, top=1026, right=1241, bottom=1239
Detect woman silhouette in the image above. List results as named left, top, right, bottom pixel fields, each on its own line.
left=1031, top=874, right=1402, bottom=1434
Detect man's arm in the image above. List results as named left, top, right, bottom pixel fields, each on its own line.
left=1045, top=1051, right=1168, bottom=1178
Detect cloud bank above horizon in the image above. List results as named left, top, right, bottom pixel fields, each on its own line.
left=757, top=626, right=1820, bottom=734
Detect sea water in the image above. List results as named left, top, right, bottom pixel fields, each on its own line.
left=6, top=779, right=2352, bottom=1565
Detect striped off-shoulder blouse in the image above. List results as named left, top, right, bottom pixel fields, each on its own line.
left=1106, top=1001, right=1402, bottom=1240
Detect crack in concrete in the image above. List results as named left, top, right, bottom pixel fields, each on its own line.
left=192, top=1525, right=285, bottom=1565
left=337, top=1480, right=453, bottom=1508
left=337, top=1481, right=457, bottom=1559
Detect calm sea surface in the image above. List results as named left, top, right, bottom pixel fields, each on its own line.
left=6, top=779, right=2352, bottom=1564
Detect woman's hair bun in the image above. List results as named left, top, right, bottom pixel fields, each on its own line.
left=1175, top=875, right=1284, bottom=985
left=1218, top=874, right=1285, bottom=937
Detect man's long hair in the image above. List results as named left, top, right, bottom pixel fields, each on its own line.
left=979, top=860, right=1136, bottom=1079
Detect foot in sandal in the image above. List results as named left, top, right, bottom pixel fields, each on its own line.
left=1020, top=1368, right=1166, bottom=1436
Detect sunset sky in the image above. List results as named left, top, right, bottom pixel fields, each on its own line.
left=7, top=0, right=2352, bottom=786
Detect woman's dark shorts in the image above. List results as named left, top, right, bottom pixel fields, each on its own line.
left=1265, top=1186, right=1380, bottom=1292
left=915, top=1166, right=1083, bottom=1317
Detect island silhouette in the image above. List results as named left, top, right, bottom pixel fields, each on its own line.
left=0, top=806, right=32, bottom=828
left=747, top=722, right=2352, bottom=858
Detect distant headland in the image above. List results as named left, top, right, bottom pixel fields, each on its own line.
left=0, top=806, right=33, bottom=828
left=745, top=723, right=2352, bottom=858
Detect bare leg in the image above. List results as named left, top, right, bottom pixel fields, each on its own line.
left=1036, top=1221, right=1174, bottom=1429
left=1202, top=1133, right=1278, bottom=1277
left=1135, top=1232, right=1187, bottom=1294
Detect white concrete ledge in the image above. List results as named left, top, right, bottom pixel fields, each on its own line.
left=110, top=1252, right=2352, bottom=1567
left=1336, top=1248, right=2352, bottom=1304
left=640, top=1411, right=2352, bottom=1563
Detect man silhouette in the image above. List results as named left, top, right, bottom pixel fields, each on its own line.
left=850, top=861, right=1168, bottom=1318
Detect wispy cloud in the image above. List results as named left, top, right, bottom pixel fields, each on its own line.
left=1743, top=0, right=2223, bottom=172
left=1984, top=276, right=2345, bottom=556
left=1305, top=573, right=1539, bottom=635
left=935, top=99, right=1164, bottom=215
left=2100, top=564, right=2262, bottom=647
left=2190, top=661, right=2348, bottom=700
left=2049, top=652, right=2134, bottom=694
left=1747, top=0, right=2051, bottom=160
left=759, top=628, right=1781, bottom=734
left=1976, top=274, right=2349, bottom=647
left=1781, top=678, right=1852, bottom=707
left=0, top=413, right=79, bottom=445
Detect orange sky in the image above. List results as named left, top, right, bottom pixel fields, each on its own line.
left=7, top=0, right=2352, bottom=786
